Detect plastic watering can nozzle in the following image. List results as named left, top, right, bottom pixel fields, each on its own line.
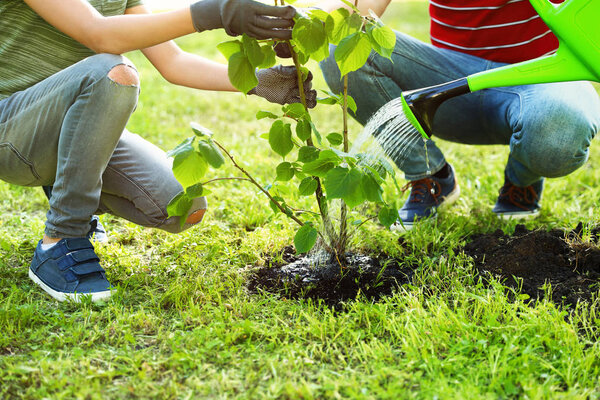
left=402, top=78, right=470, bottom=138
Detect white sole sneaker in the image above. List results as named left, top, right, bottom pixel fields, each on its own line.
left=29, top=269, right=113, bottom=302
left=391, top=184, right=461, bottom=232
left=495, top=209, right=540, bottom=221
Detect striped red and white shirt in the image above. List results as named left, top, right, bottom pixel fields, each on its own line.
left=429, top=0, right=560, bottom=63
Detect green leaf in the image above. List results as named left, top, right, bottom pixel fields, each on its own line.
left=292, top=17, right=327, bottom=54
left=186, top=183, right=205, bottom=199
left=308, top=121, right=323, bottom=145
left=242, top=34, right=265, bottom=67
left=316, top=90, right=357, bottom=113
left=228, top=52, right=258, bottom=94
left=326, top=132, right=343, bottom=146
left=308, top=8, right=329, bottom=21
left=298, top=177, right=318, bottom=196
left=378, top=206, right=399, bottom=228
left=326, top=9, right=361, bottom=45
left=302, top=159, right=336, bottom=178
left=347, top=95, right=358, bottom=113
left=173, top=150, right=208, bottom=189
left=217, top=40, right=242, bottom=60
left=367, top=24, right=396, bottom=59
left=170, top=138, right=208, bottom=188
left=258, top=44, right=277, bottom=69
left=297, top=146, right=319, bottom=163
left=323, top=167, right=365, bottom=208
left=295, top=48, right=309, bottom=65
left=370, top=25, right=396, bottom=50
left=318, top=149, right=342, bottom=163
left=167, top=192, right=192, bottom=218
left=196, top=140, right=225, bottom=168
left=276, top=162, right=295, bottom=182
left=296, top=119, right=312, bottom=141
left=167, top=137, right=194, bottom=158
left=283, top=103, right=309, bottom=120
left=311, top=40, right=331, bottom=63
left=302, top=149, right=342, bottom=176
left=294, top=224, right=318, bottom=253
left=256, top=110, right=279, bottom=120
left=190, top=122, right=213, bottom=138
left=361, top=173, right=384, bottom=203
left=268, top=120, right=294, bottom=158
left=335, top=32, right=372, bottom=76
left=317, top=96, right=338, bottom=106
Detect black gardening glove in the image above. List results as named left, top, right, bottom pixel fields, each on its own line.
left=273, top=41, right=293, bottom=58
left=248, top=65, right=317, bottom=108
left=190, top=0, right=296, bottom=39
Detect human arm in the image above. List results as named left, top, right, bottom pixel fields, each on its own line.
left=126, top=5, right=235, bottom=91
left=129, top=5, right=316, bottom=105
left=24, top=0, right=195, bottom=54
left=23, top=0, right=296, bottom=55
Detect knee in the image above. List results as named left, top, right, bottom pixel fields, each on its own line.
left=523, top=126, right=595, bottom=178
left=108, top=64, right=139, bottom=87
left=157, top=196, right=208, bottom=234
left=84, top=54, right=139, bottom=86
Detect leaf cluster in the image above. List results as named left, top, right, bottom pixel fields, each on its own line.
left=168, top=8, right=399, bottom=254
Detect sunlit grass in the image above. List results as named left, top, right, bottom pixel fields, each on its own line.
left=1, top=2, right=599, bottom=398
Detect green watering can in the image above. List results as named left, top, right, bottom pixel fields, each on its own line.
left=401, top=0, right=600, bottom=138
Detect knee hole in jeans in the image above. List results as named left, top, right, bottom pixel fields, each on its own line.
left=107, top=64, right=139, bottom=87
left=185, top=209, right=206, bottom=225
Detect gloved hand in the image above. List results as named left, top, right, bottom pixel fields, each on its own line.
left=190, top=0, right=296, bottom=40
left=248, top=65, right=317, bottom=108
left=273, top=41, right=293, bottom=59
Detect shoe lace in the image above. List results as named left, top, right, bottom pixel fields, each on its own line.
left=402, top=177, right=441, bottom=204
left=498, top=182, right=538, bottom=210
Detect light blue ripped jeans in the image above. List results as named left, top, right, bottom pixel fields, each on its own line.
left=0, top=54, right=206, bottom=238
left=320, top=31, right=600, bottom=186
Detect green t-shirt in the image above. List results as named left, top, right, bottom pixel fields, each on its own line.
left=0, top=0, right=144, bottom=100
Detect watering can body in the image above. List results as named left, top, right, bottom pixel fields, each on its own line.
left=403, top=0, right=600, bottom=138
left=468, top=0, right=600, bottom=91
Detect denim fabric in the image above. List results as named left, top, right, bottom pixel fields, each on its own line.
left=0, top=54, right=206, bottom=238
left=320, top=31, right=600, bottom=185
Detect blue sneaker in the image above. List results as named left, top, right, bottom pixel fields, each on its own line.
left=493, top=175, right=543, bottom=220
left=391, top=163, right=460, bottom=232
left=43, top=186, right=108, bottom=243
left=29, top=238, right=113, bottom=302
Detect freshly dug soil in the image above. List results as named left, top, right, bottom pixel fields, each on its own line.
left=247, top=246, right=416, bottom=306
left=248, top=224, right=600, bottom=307
left=463, top=223, right=600, bottom=306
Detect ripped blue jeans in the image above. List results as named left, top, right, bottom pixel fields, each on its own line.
left=0, top=54, right=206, bottom=238
left=320, top=31, right=600, bottom=186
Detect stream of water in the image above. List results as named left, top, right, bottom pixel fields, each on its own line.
left=352, top=96, right=431, bottom=175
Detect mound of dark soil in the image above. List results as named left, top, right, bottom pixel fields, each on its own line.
left=463, top=223, right=600, bottom=306
left=247, top=246, right=415, bottom=306
left=248, top=224, right=600, bottom=308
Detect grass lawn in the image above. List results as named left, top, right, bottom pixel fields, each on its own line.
left=1, top=1, right=599, bottom=398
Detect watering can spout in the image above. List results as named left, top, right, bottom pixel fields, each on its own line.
left=403, top=78, right=470, bottom=138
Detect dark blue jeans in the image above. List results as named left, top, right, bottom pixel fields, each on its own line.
left=320, top=31, right=600, bottom=186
